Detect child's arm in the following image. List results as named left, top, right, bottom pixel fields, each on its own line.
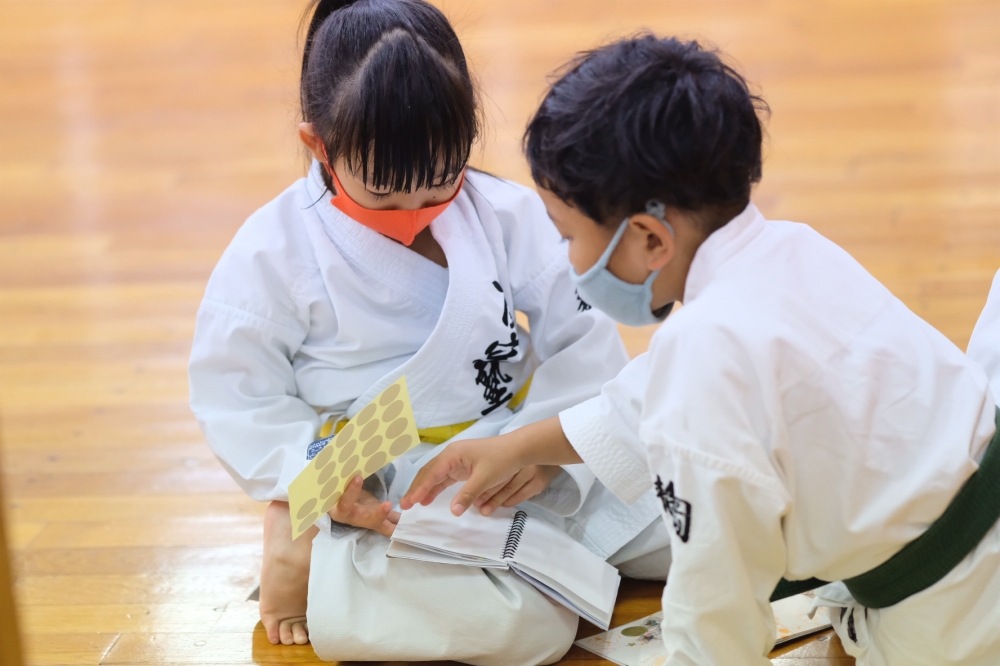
left=189, top=209, right=329, bottom=504
left=401, top=416, right=581, bottom=515
left=479, top=176, right=631, bottom=517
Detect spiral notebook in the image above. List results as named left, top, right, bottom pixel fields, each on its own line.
left=389, top=485, right=621, bottom=629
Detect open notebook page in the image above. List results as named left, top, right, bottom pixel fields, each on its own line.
left=390, top=484, right=621, bottom=628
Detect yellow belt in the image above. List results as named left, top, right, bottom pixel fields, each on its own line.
left=320, top=375, right=533, bottom=445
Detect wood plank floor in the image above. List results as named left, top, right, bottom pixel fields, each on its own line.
left=1, top=0, right=998, bottom=664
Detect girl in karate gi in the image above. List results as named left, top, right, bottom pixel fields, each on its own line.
left=189, top=2, right=671, bottom=663
left=404, top=35, right=1000, bottom=666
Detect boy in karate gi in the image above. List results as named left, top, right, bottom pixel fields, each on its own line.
left=404, top=35, right=1000, bottom=665
left=189, top=2, right=669, bottom=663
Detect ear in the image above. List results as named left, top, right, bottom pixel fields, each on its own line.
left=627, top=213, right=676, bottom=271
left=298, top=122, right=327, bottom=164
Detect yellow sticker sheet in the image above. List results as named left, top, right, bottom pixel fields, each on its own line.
left=287, top=376, right=420, bottom=540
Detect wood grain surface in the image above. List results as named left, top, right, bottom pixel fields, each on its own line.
left=2, top=0, right=999, bottom=664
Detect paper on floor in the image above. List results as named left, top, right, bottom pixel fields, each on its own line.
left=574, top=593, right=831, bottom=665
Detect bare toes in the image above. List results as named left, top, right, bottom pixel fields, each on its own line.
left=278, top=617, right=309, bottom=645
left=279, top=616, right=309, bottom=646
left=292, top=619, right=310, bottom=645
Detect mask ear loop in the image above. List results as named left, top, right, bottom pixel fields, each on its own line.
left=645, top=199, right=675, bottom=237
left=315, top=142, right=338, bottom=194
left=643, top=200, right=676, bottom=319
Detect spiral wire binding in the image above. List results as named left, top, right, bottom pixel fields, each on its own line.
left=502, top=510, right=528, bottom=560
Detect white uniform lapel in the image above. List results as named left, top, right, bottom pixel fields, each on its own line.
left=337, top=184, right=535, bottom=428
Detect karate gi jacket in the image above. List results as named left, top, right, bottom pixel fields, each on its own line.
left=189, top=162, right=661, bottom=558
left=560, top=203, right=998, bottom=664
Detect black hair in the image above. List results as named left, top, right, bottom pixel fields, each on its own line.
left=301, top=0, right=478, bottom=192
left=525, top=35, right=768, bottom=233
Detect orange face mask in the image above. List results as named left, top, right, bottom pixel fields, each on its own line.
left=325, top=164, right=464, bottom=246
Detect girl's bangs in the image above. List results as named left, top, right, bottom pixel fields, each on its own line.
left=327, top=31, right=477, bottom=193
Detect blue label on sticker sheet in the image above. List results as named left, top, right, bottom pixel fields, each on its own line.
left=306, top=435, right=334, bottom=461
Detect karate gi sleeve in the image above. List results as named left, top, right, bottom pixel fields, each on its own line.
left=641, top=322, right=791, bottom=665
left=558, top=353, right=654, bottom=505
left=188, top=240, right=320, bottom=502
left=654, top=449, right=789, bottom=665
left=492, top=179, right=632, bottom=516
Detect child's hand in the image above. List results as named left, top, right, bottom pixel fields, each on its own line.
left=328, top=475, right=400, bottom=536
left=473, top=464, right=563, bottom=516
left=401, top=416, right=583, bottom=517
left=400, top=435, right=524, bottom=515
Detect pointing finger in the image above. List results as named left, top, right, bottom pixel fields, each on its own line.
left=402, top=455, right=465, bottom=508
left=419, top=478, right=457, bottom=506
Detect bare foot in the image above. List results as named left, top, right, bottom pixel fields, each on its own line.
left=260, top=500, right=317, bottom=645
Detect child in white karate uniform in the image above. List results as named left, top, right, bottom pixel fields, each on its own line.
left=188, top=2, right=670, bottom=664
left=404, top=35, right=1000, bottom=666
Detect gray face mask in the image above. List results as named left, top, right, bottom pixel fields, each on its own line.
left=569, top=200, right=675, bottom=327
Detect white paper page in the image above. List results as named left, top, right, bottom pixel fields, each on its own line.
left=392, top=485, right=621, bottom=625
left=391, top=485, right=515, bottom=563
left=511, top=563, right=615, bottom=629
left=574, top=594, right=833, bottom=666
left=511, top=512, right=621, bottom=613
left=575, top=611, right=666, bottom=666
left=386, top=539, right=507, bottom=568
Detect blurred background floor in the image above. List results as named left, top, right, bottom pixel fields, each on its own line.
left=1, top=0, right=998, bottom=664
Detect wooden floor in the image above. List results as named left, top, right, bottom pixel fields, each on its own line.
left=1, top=0, right=998, bottom=664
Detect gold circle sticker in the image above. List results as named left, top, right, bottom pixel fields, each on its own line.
left=317, top=460, right=337, bottom=485
left=361, top=434, right=383, bottom=457
left=382, top=400, right=404, bottom=422
left=296, top=498, right=318, bottom=519
left=385, top=417, right=409, bottom=439
left=319, top=476, right=340, bottom=499
left=298, top=515, right=318, bottom=534
left=379, top=383, right=402, bottom=406
left=341, top=455, right=360, bottom=479
left=359, top=419, right=379, bottom=441
left=338, top=439, right=357, bottom=463
left=364, top=451, right=388, bottom=475
left=355, top=403, right=377, bottom=425
left=313, top=445, right=334, bottom=470
left=389, top=434, right=413, bottom=456
left=328, top=490, right=343, bottom=507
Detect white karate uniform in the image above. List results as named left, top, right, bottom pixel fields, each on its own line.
left=560, top=203, right=1000, bottom=666
left=189, top=162, right=666, bottom=665
left=969, top=269, right=1000, bottom=404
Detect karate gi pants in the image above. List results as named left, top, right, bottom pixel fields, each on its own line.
left=306, top=514, right=671, bottom=665
left=815, top=518, right=1000, bottom=666
left=307, top=525, right=577, bottom=665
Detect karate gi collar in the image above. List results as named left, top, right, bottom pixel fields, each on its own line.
left=683, top=202, right=767, bottom=304
left=306, top=159, right=450, bottom=316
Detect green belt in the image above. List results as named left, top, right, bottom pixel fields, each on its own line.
left=771, top=406, right=1000, bottom=609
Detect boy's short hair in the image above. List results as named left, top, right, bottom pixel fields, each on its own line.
left=525, top=35, right=768, bottom=233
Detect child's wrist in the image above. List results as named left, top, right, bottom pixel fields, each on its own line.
left=507, top=428, right=535, bottom=469
left=507, top=416, right=564, bottom=468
